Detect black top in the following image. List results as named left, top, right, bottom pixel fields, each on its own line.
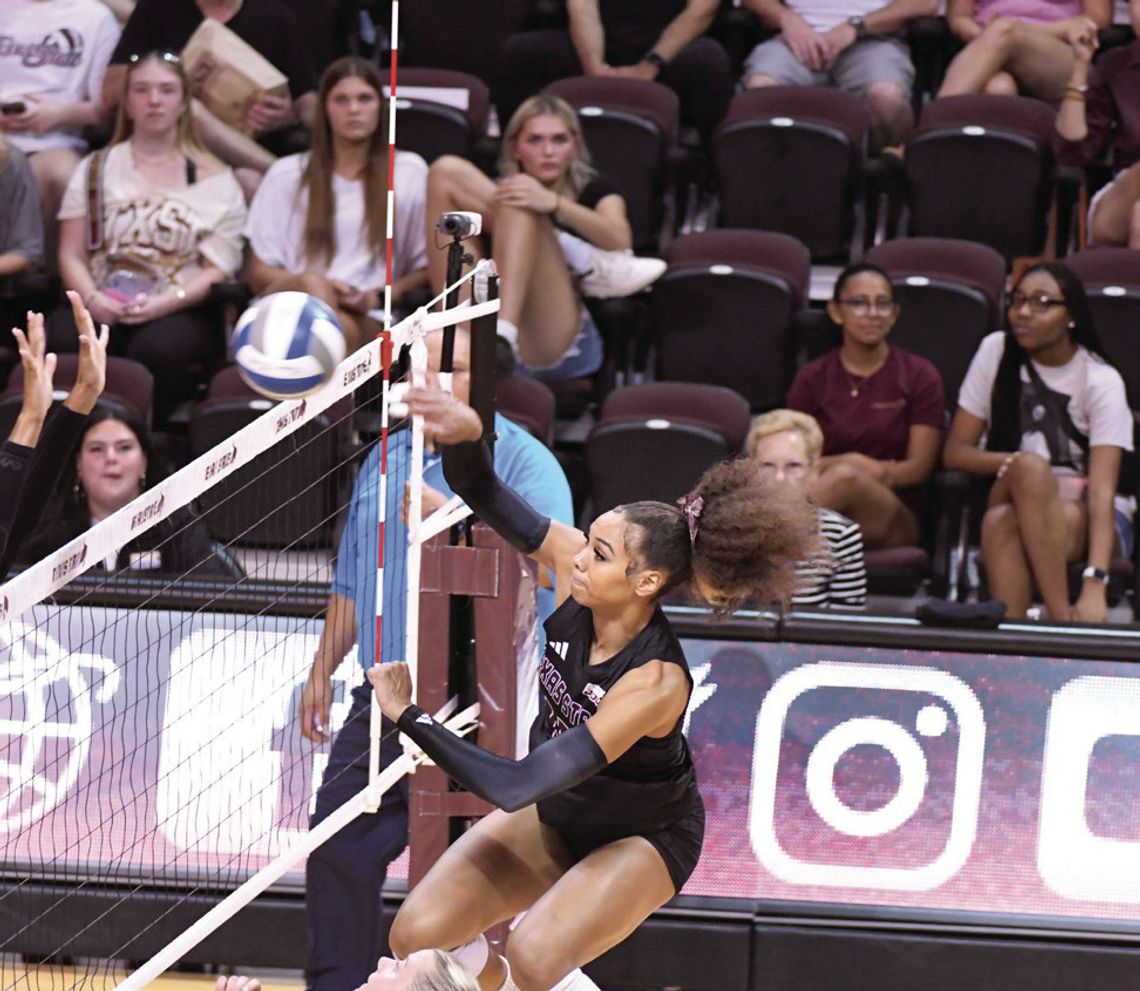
left=532, top=596, right=702, bottom=839
left=111, top=0, right=318, bottom=99
left=0, top=405, right=88, bottom=575
left=576, top=177, right=622, bottom=213
left=18, top=504, right=234, bottom=578
left=599, top=0, right=686, bottom=60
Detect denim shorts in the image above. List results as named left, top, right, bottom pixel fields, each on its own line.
left=520, top=306, right=604, bottom=382
left=1115, top=509, right=1134, bottom=559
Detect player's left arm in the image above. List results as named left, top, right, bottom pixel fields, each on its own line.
left=585, top=660, right=690, bottom=759
left=371, top=659, right=688, bottom=811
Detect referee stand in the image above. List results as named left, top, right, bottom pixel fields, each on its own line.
left=406, top=272, right=526, bottom=953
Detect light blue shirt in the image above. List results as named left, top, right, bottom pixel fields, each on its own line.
left=333, top=413, right=574, bottom=670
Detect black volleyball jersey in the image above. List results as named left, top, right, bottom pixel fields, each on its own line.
left=531, top=597, right=703, bottom=840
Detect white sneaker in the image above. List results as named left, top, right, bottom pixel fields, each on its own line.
left=579, top=249, right=667, bottom=299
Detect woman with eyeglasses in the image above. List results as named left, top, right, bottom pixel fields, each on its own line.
left=746, top=409, right=867, bottom=609
left=943, top=262, right=1134, bottom=623
left=52, top=50, right=246, bottom=421
left=787, top=262, right=945, bottom=550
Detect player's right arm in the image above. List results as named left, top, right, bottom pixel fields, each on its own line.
left=407, top=386, right=585, bottom=604
left=300, top=591, right=356, bottom=743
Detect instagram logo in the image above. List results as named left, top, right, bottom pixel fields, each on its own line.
left=1037, top=676, right=1140, bottom=903
left=750, top=661, right=986, bottom=891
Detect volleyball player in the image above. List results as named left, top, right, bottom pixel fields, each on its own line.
left=369, top=385, right=817, bottom=991
left=1, top=290, right=107, bottom=573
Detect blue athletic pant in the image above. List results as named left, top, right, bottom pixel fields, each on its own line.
left=306, top=679, right=409, bottom=991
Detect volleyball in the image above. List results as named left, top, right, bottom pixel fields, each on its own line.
left=233, top=292, right=347, bottom=400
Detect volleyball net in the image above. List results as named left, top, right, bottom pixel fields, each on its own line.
left=0, top=272, right=498, bottom=991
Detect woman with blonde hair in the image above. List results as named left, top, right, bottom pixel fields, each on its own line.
left=747, top=409, right=867, bottom=609
left=424, top=93, right=665, bottom=381
left=246, top=56, right=429, bottom=352
left=53, top=50, right=246, bottom=419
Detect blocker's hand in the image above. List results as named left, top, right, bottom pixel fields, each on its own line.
left=367, top=661, right=414, bottom=723
left=405, top=385, right=483, bottom=447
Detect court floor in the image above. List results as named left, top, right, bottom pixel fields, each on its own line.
left=4, top=963, right=305, bottom=991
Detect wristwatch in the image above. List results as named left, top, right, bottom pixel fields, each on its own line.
left=642, top=50, right=668, bottom=71
left=848, top=14, right=868, bottom=39
left=1082, top=565, right=1110, bottom=585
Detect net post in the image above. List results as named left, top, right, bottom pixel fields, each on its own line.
left=469, top=268, right=499, bottom=450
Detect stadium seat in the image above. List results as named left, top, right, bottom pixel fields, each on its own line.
left=650, top=229, right=810, bottom=411
left=0, top=355, right=154, bottom=439
left=390, top=67, right=492, bottom=165
left=544, top=75, right=680, bottom=252
left=584, top=381, right=751, bottom=519
left=187, top=366, right=354, bottom=549
left=904, top=94, right=1057, bottom=262
left=714, top=87, right=868, bottom=261
left=1063, top=247, right=1140, bottom=405
left=865, top=236, right=1007, bottom=408
left=495, top=374, right=556, bottom=448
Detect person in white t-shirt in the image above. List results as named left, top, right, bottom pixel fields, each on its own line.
left=944, top=262, right=1135, bottom=623
left=246, top=57, right=428, bottom=353
left=0, top=0, right=121, bottom=269
left=741, top=0, right=936, bottom=151
left=54, top=50, right=246, bottom=420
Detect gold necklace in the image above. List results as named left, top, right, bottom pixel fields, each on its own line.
left=840, top=353, right=888, bottom=398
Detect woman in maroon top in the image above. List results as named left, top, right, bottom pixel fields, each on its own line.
left=788, top=263, right=945, bottom=549
left=1055, top=33, right=1140, bottom=247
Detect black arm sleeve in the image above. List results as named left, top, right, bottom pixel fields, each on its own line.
left=0, top=405, right=87, bottom=574
left=397, top=704, right=607, bottom=813
left=440, top=437, right=551, bottom=554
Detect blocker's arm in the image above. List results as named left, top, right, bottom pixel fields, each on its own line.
left=396, top=704, right=607, bottom=812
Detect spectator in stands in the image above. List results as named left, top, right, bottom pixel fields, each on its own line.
left=1054, top=27, right=1140, bottom=247
left=425, top=94, right=665, bottom=382
left=938, top=0, right=1108, bottom=102
left=493, top=0, right=733, bottom=147
left=19, top=404, right=237, bottom=576
left=741, top=0, right=936, bottom=152
left=0, top=136, right=44, bottom=285
left=246, top=57, right=427, bottom=353
left=1, top=292, right=107, bottom=576
left=298, top=324, right=573, bottom=991
left=102, top=0, right=319, bottom=196
left=1, top=0, right=120, bottom=270
left=943, top=262, right=1134, bottom=623
left=747, top=409, right=867, bottom=609
left=53, top=51, right=246, bottom=421
left=788, top=263, right=944, bottom=550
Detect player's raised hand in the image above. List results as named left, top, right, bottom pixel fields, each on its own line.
left=11, top=310, right=55, bottom=431
left=64, top=290, right=110, bottom=415
left=405, top=386, right=483, bottom=447
left=367, top=661, right=414, bottom=722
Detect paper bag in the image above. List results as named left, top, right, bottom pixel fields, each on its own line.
left=181, top=19, right=289, bottom=133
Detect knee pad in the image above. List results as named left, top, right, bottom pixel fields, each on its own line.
left=450, top=933, right=489, bottom=975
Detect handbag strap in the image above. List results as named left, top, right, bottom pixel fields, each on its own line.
left=86, top=147, right=108, bottom=253
left=1021, top=352, right=1090, bottom=456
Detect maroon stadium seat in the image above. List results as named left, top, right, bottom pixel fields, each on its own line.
left=651, top=229, right=810, bottom=411
left=714, top=86, right=868, bottom=260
